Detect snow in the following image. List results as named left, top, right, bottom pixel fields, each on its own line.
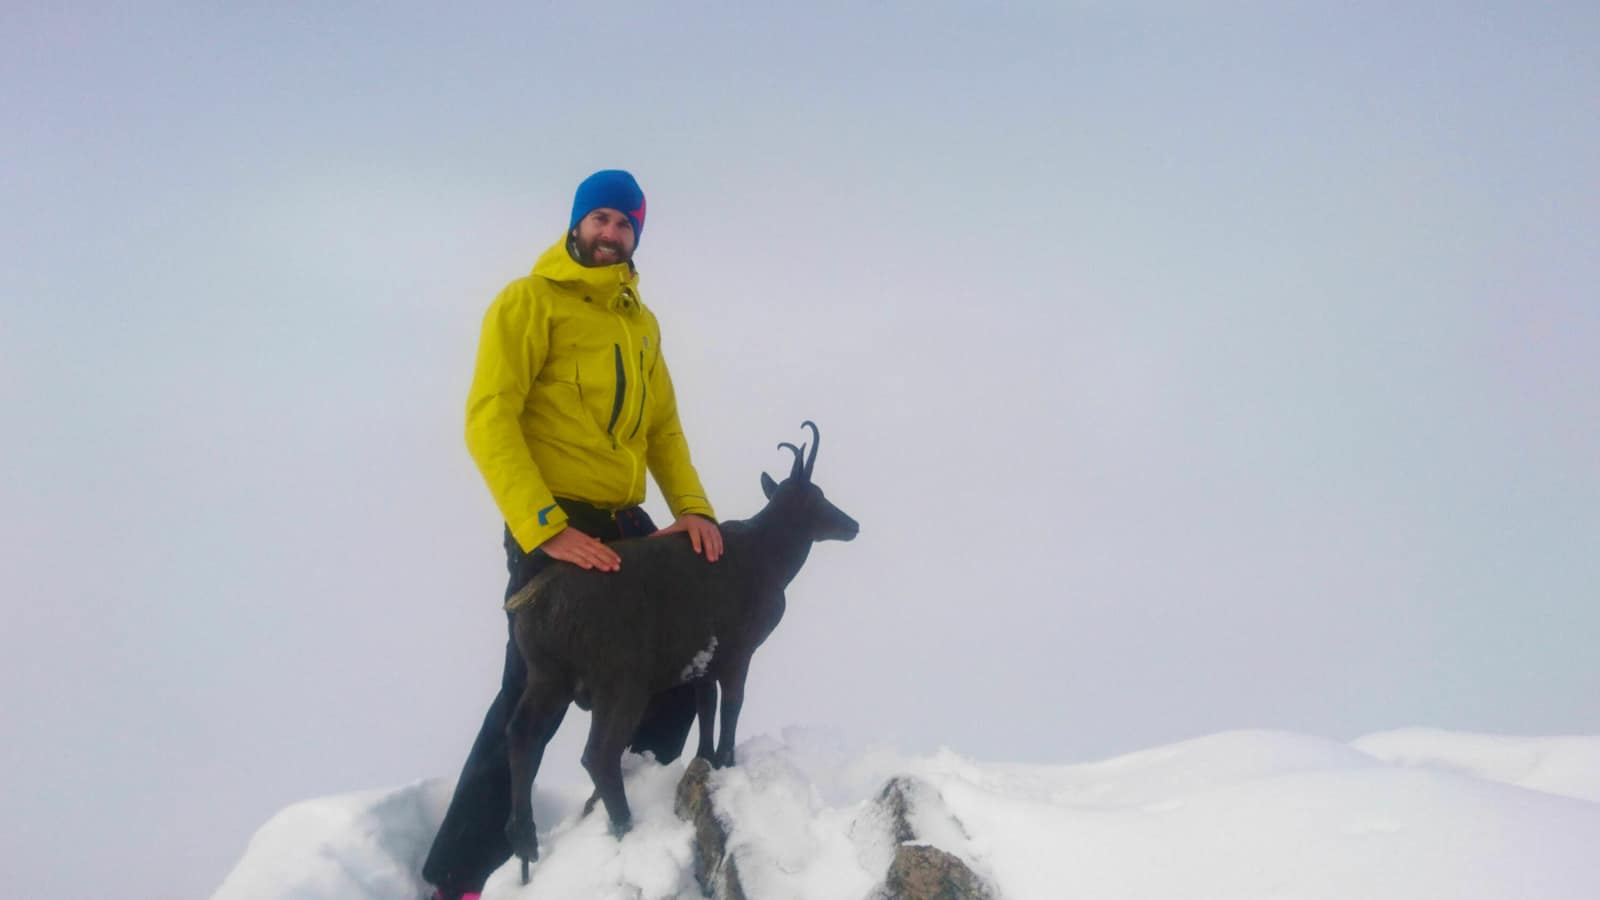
left=680, top=636, right=718, bottom=682
left=213, top=728, right=1600, bottom=899
left=1351, top=728, right=1600, bottom=803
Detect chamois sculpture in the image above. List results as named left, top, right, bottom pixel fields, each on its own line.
left=503, top=421, right=858, bottom=880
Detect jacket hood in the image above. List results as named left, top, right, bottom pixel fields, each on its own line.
left=530, top=235, right=639, bottom=302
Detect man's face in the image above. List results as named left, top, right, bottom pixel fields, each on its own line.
left=572, top=208, right=637, bottom=266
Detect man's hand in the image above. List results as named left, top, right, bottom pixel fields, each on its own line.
left=653, top=514, right=723, bottom=562
left=539, top=526, right=621, bottom=571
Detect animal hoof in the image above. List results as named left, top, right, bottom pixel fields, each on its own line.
left=608, top=813, right=633, bottom=839
left=712, top=750, right=736, bottom=769
left=505, top=818, right=539, bottom=864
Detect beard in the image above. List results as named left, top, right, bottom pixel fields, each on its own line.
left=571, top=231, right=632, bottom=266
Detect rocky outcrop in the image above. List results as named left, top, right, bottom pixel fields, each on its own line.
left=673, top=762, right=996, bottom=899
left=673, top=758, right=746, bottom=900
left=877, top=843, right=996, bottom=900
left=863, top=776, right=998, bottom=900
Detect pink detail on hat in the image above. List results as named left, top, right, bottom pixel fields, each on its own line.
left=631, top=196, right=647, bottom=228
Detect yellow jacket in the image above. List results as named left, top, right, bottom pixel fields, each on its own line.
left=465, top=236, right=715, bottom=551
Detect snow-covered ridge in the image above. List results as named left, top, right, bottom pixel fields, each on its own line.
left=213, top=728, right=1600, bottom=899
left=1352, top=727, right=1600, bottom=802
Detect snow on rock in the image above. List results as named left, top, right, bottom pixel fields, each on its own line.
left=213, top=728, right=1600, bottom=900
left=481, top=757, right=698, bottom=900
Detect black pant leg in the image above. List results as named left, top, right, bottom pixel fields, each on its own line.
left=422, top=531, right=558, bottom=892
left=626, top=682, right=700, bottom=763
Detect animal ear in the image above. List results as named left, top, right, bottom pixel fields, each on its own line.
left=761, top=472, right=778, bottom=499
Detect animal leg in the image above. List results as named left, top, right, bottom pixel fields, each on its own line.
left=580, top=687, right=649, bottom=838
left=712, top=660, right=749, bottom=769
left=692, top=677, right=718, bottom=762
left=505, top=668, right=571, bottom=879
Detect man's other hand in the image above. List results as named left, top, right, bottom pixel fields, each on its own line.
left=653, top=515, right=723, bottom=562
left=540, top=526, right=622, bottom=571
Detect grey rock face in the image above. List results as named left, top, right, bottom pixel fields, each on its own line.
left=672, top=762, right=998, bottom=899
left=877, top=843, right=997, bottom=900
left=863, top=776, right=999, bottom=900
left=673, top=758, right=747, bottom=900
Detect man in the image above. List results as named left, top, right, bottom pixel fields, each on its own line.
left=424, top=170, right=722, bottom=900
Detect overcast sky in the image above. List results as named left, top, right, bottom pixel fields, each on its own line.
left=4, top=3, right=1597, bottom=897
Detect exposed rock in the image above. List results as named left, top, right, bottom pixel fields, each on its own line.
left=875, top=843, right=997, bottom=900
left=862, top=775, right=999, bottom=900
left=672, top=763, right=995, bottom=899
left=673, top=758, right=746, bottom=900
left=876, top=776, right=921, bottom=844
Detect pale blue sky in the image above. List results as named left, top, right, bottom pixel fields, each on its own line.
left=4, top=3, right=1597, bottom=897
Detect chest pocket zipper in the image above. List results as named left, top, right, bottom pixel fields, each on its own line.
left=606, top=343, right=626, bottom=445
left=628, top=350, right=647, bottom=440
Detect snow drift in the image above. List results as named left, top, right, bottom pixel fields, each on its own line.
left=214, top=728, right=1600, bottom=899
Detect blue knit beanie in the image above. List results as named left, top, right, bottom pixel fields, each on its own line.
left=570, top=169, right=646, bottom=244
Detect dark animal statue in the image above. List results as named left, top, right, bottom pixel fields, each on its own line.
left=503, top=421, right=858, bottom=881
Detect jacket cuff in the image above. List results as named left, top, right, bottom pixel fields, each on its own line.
left=509, top=503, right=570, bottom=552
left=670, top=495, right=716, bottom=523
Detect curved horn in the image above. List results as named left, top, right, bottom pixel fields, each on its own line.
left=800, top=420, right=819, bottom=479
left=777, top=441, right=806, bottom=480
